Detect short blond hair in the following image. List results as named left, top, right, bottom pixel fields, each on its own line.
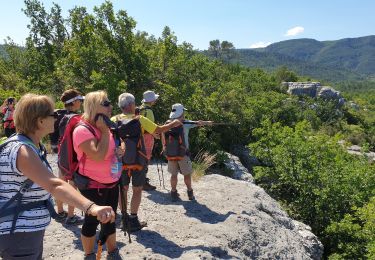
left=82, top=90, right=108, bottom=121
left=14, top=94, right=54, bottom=134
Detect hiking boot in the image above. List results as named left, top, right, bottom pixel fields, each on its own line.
left=107, top=248, right=122, bottom=260
left=55, top=211, right=68, bottom=223
left=127, top=216, right=147, bottom=233
left=143, top=178, right=156, bottom=191
left=65, top=214, right=84, bottom=225
left=171, top=190, right=180, bottom=202
left=187, top=189, right=195, bottom=201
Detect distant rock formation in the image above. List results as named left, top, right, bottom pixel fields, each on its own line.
left=347, top=145, right=375, bottom=163
left=283, top=82, right=345, bottom=106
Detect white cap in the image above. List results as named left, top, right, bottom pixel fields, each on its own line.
left=64, top=95, right=85, bottom=104
left=169, top=103, right=187, bottom=119
left=142, top=90, right=159, bottom=103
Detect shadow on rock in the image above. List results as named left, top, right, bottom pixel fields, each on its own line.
left=146, top=190, right=235, bottom=224
left=182, top=201, right=235, bottom=224
left=135, top=230, right=237, bottom=259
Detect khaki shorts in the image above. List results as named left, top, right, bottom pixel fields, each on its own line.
left=168, top=155, right=193, bottom=176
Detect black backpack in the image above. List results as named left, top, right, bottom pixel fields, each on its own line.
left=164, top=123, right=187, bottom=161
left=117, top=118, right=148, bottom=173
left=49, top=109, right=69, bottom=146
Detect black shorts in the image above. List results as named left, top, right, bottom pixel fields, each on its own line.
left=121, top=168, right=146, bottom=187
left=79, top=185, right=119, bottom=237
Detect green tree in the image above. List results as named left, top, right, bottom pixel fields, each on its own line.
left=250, top=120, right=375, bottom=257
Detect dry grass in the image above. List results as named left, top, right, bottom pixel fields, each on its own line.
left=192, top=150, right=216, bottom=181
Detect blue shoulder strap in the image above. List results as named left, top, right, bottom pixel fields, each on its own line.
left=0, top=134, right=57, bottom=233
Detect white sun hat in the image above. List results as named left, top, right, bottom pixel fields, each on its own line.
left=169, top=103, right=187, bottom=119
left=142, top=90, right=159, bottom=103
left=64, top=95, right=85, bottom=104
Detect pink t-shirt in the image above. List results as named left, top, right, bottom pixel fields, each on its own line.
left=72, top=123, right=120, bottom=184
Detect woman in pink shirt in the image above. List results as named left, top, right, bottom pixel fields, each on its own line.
left=73, top=91, right=123, bottom=259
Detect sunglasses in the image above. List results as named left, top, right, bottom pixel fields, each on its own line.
left=48, top=111, right=59, bottom=119
left=100, top=100, right=111, bottom=107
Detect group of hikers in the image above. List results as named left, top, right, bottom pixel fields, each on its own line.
left=0, top=89, right=213, bottom=259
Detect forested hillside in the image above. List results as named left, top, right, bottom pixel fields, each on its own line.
left=0, top=1, right=374, bottom=258
left=216, top=36, right=375, bottom=83
left=264, top=36, right=375, bottom=75
left=228, top=48, right=364, bottom=82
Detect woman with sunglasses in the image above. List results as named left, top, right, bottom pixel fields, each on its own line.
left=0, top=94, right=115, bottom=260
left=72, top=91, right=123, bottom=259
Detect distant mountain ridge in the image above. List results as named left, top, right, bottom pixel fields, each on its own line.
left=229, top=35, right=375, bottom=82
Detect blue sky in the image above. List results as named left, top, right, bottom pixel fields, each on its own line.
left=1, top=0, right=374, bottom=50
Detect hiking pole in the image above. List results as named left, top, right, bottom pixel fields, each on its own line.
left=119, top=174, right=131, bottom=243
left=155, top=159, right=162, bottom=187
left=96, top=224, right=109, bottom=260
left=159, top=158, right=165, bottom=190
left=182, top=121, right=240, bottom=126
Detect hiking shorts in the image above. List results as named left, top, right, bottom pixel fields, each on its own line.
left=168, top=156, right=193, bottom=176
left=0, top=230, right=45, bottom=260
left=121, top=168, right=146, bottom=187
left=79, top=185, right=119, bottom=237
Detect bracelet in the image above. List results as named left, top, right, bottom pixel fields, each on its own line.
left=84, top=202, right=96, bottom=215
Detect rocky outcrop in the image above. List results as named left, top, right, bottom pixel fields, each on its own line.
left=347, top=145, right=375, bottom=163
left=224, top=152, right=254, bottom=182
left=230, top=144, right=263, bottom=172
left=43, top=154, right=323, bottom=259
left=284, top=81, right=345, bottom=106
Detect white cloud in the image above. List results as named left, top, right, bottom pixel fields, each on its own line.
left=249, top=41, right=272, bottom=48
left=285, top=26, right=305, bottom=37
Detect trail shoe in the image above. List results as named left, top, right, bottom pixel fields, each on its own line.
left=187, top=189, right=195, bottom=201
left=65, top=214, right=84, bottom=225
left=55, top=211, right=68, bottom=223
left=127, top=216, right=147, bottom=232
left=107, top=248, right=122, bottom=260
left=143, top=178, right=156, bottom=191
left=171, top=190, right=180, bottom=202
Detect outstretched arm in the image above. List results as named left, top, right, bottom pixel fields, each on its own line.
left=196, top=120, right=214, bottom=127
left=154, top=119, right=183, bottom=134
left=17, top=145, right=115, bottom=223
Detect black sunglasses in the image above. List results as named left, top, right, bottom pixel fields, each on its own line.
left=100, top=100, right=111, bottom=107
left=48, top=111, right=59, bottom=119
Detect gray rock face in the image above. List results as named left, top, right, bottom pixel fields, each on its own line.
left=43, top=154, right=323, bottom=259
left=317, top=87, right=345, bottom=106
left=224, top=152, right=254, bottom=182
left=284, top=82, right=345, bottom=106
left=286, top=82, right=321, bottom=98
